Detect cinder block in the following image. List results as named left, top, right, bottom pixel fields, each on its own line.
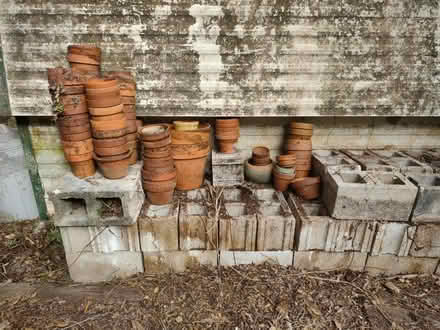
left=341, top=149, right=394, bottom=171
left=408, top=174, right=440, bottom=223
left=220, top=251, right=293, bottom=266
left=179, top=202, right=217, bottom=250
left=138, top=201, right=179, bottom=252
left=211, top=149, right=244, bottom=186
left=371, top=223, right=415, bottom=256
left=143, top=251, right=217, bottom=273
left=370, top=150, right=433, bottom=175
left=401, top=149, right=440, bottom=172
left=60, top=224, right=140, bottom=254
left=65, top=251, right=143, bottom=283
left=294, top=251, right=367, bottom=272
left=409, top=225, right=440, bottom=258
left=326, top=170, right=418, bottom=221
left=365, top=255, right=438, bottom=275
left=50, top=164, right=144, bottom=226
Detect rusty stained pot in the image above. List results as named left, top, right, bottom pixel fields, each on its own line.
left=272, top=168, right=295, bottom=192
left=70, top=159, right=96, bottom=178
left=291, top=177, right=321, bottom=200
left=142, top=178, right=176, bottom=205
left=93, top=150, right=131, bottom=179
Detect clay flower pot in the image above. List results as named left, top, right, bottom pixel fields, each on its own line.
left=289, top=122, right=313, bottom=130
left=143, top=178, right=176, bottom=205
left=216, top=118, right=239, bottom=128
left=62, top=138, right=94, bottom=157
left=123, top=105, right=136, bottom=113
left=68, top=45, right=101, bottom=62
left=144, top=146, right=171, bottom=159
left=62, top=101, right=88, bottom=116
left=58, top=113, right=89, bottom=127
left=253, top=146, right=269, bottom=159
left=93, top=136, right=127, bottom=148
left=142, top=166, right=176, bottom=181
left=87, top=95, right=121, bottom=108
left=86, top=78, right=117, bottom=89
left=272, top=168, right=295, bottom=192
left=67, top=53, right=100, bottom=66
left=245, top=159, right=273, bottom=184
left=286, top=139, right=312, bottom=151
left=93, top=150, right=131, bottom=179
left=127, top=141, right=138, bottom=165
left=274, top=164, right=295, bottom=176
left=140, top=124, right=171, bottom=142
left=58, top=123, right=91, bottom=135
left=90, top=118, right=127, bottom=132
left=121, top=96, right=136, bottom=105
left=291, top=177, right=320, bottom=200
left=126, top=120, right=138, bottom=134
left=62, top=131, right=92, bottom=142
left=91, top=112, right=126, bottom=121
left=144, top=156, right=174, bottom=169
left=64, top=151, right=93, bottom=163
left=94, top=143, right=129, bottom=157
left=173, top=151, right=209, bottom=191
left=173, top=121, right=199, bottom=131
left=62, top=85, right=85, bottom=95
left=70, top=159, right=96, bottom=178
left=92, top=127, right=126, bottom=139
left=143, top=136, right=171, bottom=149
left=171, top=123, right=210, bottom=145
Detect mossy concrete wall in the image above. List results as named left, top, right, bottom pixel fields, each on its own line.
left=0, top=0, right=439, bottom=116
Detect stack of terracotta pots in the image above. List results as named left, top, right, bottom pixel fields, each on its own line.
left=291, top=177, right=321, bottom=200
left=215, top=118, right=240, bottom=153
left=67, top=45, right=100, bottom=75
left=106, top=72, right=138, bottom=164
left=273, top=154, right=296, bottom=192
left=286, top=122, right=313, bottom=178
left=86, top=78, right=131, bottom=179
left=140, top=124, right=176, bottom=204
left=245, top=146, right=273, bottom=184
left=47, top=68, right=96, bottom=178
left=171, top=121, right=211, bottom=190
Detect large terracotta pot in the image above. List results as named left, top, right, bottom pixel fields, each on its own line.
left=70, top=63, right=99, bottom=74
left=62, top=101, right=88, bottom=116
left=94, top=143, right=129, bottom=157
left=62, top=85, right=85, bottom=95
left=93, top=150, right=131, bottom=179
left=70, top=159, right=96, bottom=178
left=67, top=53, right=100, bottom=66
left=62, top=139, right=94, bottom=157
left=62, top=131, right=92, bottom=142
left=58, top=123, right=90, bottom=135
left=86, top=78, right=117, bottom=89
left=89, top=104, right=123, bottom=116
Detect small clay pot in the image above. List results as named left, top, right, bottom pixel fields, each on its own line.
left=62, top=131, right=92, bottom=142
left=143, top=178, right=176, bottom=192
left=70, top=159, right=96, bottom=178
left=252, top=156, right=271, bottom=166
left=61, top=94, right=86, bottom=106
left=120, top=89, right=136, bottom=97
left=252, top=146, right=270, bottom=159
left=87, top=95, right=121, bottom=108
left=62, top=101, right=88, bottom=116
left=126, top=120, right=138, bottom=134
left=86, top=85, right=120, bottom=96
left=95, top=143, right=129, bottom=157
left=143, top=136, right=171, bottom=149
left=88, top=104, right=123, bottom=116
left=245, top=159, right=273, bottom=184
left=93, top=136, right=127, bottom=148
left=286, top=139, right=312, bottom=151
left=277, top=158, right=296, bottom=168
left=142, top=166, right=176, bottom=181
left=218, top=140, right=236, bottom=153
left=288, top=128, right=313, bottom=137
left=90, top=118, right=127, bottom=132
left=295, top=170, right=310, bottom=178
left=171, top=123, right=210, bottom=145
left=58, top=123, right=91, bottom=135
left=67, top=53, right=100, bottom=65
left=123, top=104, right=136, bottom=113
left=62, top=138, right=94, bottom=156
left=290, top=122, right=313, bottom=130
left=71, top=63, right=100, bottom=74
left=62, top=85, right=85, bottom=95
left=86, top=78, right=118, bottom=89
left=296, top=159, right=312, bottom=166
left=92, top=127, right=126, bottom=139
left=272, top=169, right=295, bottom=192
left=144, top=146, right=171, bottom=159
left=93, top=150, right=131, bottom=179
left=64, top=151, right=93, bottom=162
left=143, top=178, right=176, bottom=205
left=68, top=45, right=101, bottom=61
left=58, top=113, right=89, bottom=127
left=277, top=154, right=296, bottom=162
left=216, top=118, right=239, bottom=128
left=91, top=112, right=125, bottom=122
left=173, top=121, right=199, bottom=131
left=287, top=150, right=312, bottom=160
left=143, top=156, right=174, bottom=169
left=87, top=90, right=120, bottom=101
left=291, top=177, right=320, bottom=200
left=121, top=96, right=136, bottom=105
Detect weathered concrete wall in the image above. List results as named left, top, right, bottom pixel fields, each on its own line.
left=0, top=0, right=439, bottom=116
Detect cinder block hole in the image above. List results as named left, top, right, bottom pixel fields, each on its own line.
left=374, top=151, right=403, bottom=158
left=186, top=203, right=208, bottom=216
left=377, top=175, right=405, bottom=185
left=260, top=203, right=283, bottom=216
left=328, top=158, right=351, bottom=166
left=348, top=150, right=369, bottom=156
left=61, top=198, right=87, bottom=218
left=254, top=189, right=279, bottom=203
left=224, top=203, right=248, bottom=217
left=302, top=203, right=321, bottom=216
left=413, top=176, right=440, bottom=187
left=96, top=198, right=123, bottom=218
left=186, top=189, right=208, bottom=201
left=315, top=150, right=340, bottom=157
left=393, top=159, right=421, bottom=167
left=340, top=173, right=367, bottom=184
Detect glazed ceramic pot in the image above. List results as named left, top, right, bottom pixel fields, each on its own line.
left=70, top=159, right=96, bottom=178
left=245, top=159, right=273, bottom=184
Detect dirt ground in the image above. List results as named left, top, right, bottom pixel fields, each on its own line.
left=1, top=221, right=440, bottom=329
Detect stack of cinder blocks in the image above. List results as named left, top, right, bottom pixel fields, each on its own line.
left=50, top=165, right=145, bottom=282
left=211, top=149, right=244, bottom=186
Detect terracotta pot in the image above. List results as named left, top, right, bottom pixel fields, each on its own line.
left=173, top=121, right=199, bottom=131
left=216, top=127, right=240, bottom=136
left=70, top=159, right=96, bottom=178
left=58, top=123, right=90, bottom=135
left=127, top=141, right=138, bottom=165
left=105, top=71, right=133, bottom=82
left=218, top=140, right=236, bottom=153
left=252, top=146, right=269, bottom=159
left=119, top=81, right=136, bottom=90
left=296, top=159, right=312, bottom=166
left=67, top=53, right=100, bottom=65
left=92, top=127, right=126, bottom=139
left=90, top=118, right=127, bottom=132
left=296, top=164, right=312, bottom=171
left=88, top=104, right=123, bottom=116
left=87, top=95, right=121, bottom=108
left=61, top=94, right=86, bottom=106
left=123, top=105, right=136, bottom=113
left=171, top=123, right=210, bottom=145
left=126, top=132, right=137, bottom=142
left=71, top=63, right=100, bottom=74
left=86, top=85, right=119, bottom=96
left=143, top=136, right=171, bottom=149
left=252, top=157, right=271, bottom=166
left=171, top=143, right=210, bottom=160
left=120, top=89, right=136, bottom=97
left=277, top=160, right=295, bottom=168
left=290, top=122, right=313, bottom=130
left=93, top=150, right=131, bottom=179
left=215, top=135, right=239, bottom=144
left=286, top=139, right=312, bottom=151
left=68, top=45, right=101, bottom=61
left=62, top=85, right=85, bottom=95
left=121, top=96, right=136, bottom=105
left=291, top=177, right=320, bottom=200
left=144, top=146, right=171, bottom=159
left=174, top=155, right=207, bottom=191
left=273, top=169, right=294, bottom=192
left=93, top=136, right=127, bottom=148
left=295, top=170, right=310, bottom=178
left=62, top=131, right=92, bottom=142
left=287, top=150, right=312, bottom=160
left=62, top=138, right=93, bottom=156
left=143, top=156, right=174, bottom=169
left=91, top=113, right=125, bottom=122
left=288, top=128, right=313, bottom=137
left=95, top=142, right=129, bottom=157
left=274, top=164, right=295, bottom=176
left=143, top=177, right=176, bottom=191
left=216, top=118, right=239, bottom=128
left=58, top=113, right=89, bottom=127
left=277, top=154, right=296, bottom=162
left=145, top=190, right=174, bottom=205
left=125, top=112, right=136, bottom=120
left=126, top=120, right=138, bottom=134
left=136, top=120, right=142, bottom=130
left=86, top=78, right=118, bottom=89
left=245, top=159, right=273, bottom=184
left=64, top=151, right=93, bottom=162
left=87, top=90, right=120, bottom=101
left=142, top=166, right=176, bottom=181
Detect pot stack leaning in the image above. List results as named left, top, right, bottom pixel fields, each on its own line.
left=47, top=68, right=96, bottom=178
left=87, top=78, right=131, bottom=179
left=67, top=45, right=101, bottom=76
left=285, top=122, right=313, bottom=178
left=273, top=154, right=296, bottom=192
left=140, top=124, right=176, bottom=205
left=171, top=122, right=211, bottom=190
left=215, top=118, right=240, bottom=153
left=106, top=72, right=138, bottom=165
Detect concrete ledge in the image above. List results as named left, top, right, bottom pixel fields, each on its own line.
left=365, top=255, right=438, bottom=275
left=371, top=223, right=415, bottom=257
left=408, top=174, right=440, bottom=223
left=65, top=251, right=143, bottom=283
left=294, top=251, right=367, bottom=272
left=409, top=225, right=440, bottom=258
left=143, top=251, right=217, bottom=273
left=220, top=251, right=293, bottom=266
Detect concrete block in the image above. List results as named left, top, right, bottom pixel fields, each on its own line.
left=219, top=202, right=257, bottom=251
left=138, top=201, right=179, bottom=252
left=370, top=150, right=433, bottom=175
left=211, top=149, right=244, bottom=186
left=326, top=170, right=418, bottom=221
left=371, top=223, right=415, bottom=256
left=401, top=149, right=440, bottom=172
left=65, top=251, right=143, bottom=283
left=143, top=251, right=217, bottom=273
left=365, top=255, right=438, bottom=275
left=408, top=174, right=440, bottom=223
left=294, top=251, right=367, bottom=272
left=409, top=225, right=440, bottom=258
left=220, top=251, right=293, bottom=266
left=179, top=202, right=217, bottom=250
left=50, top=164, right=144, bottom=226
left=60, top=224, right=140, bottom=254
left=341, top=149, right=394, bottom=171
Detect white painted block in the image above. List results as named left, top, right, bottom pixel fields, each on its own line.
left=294, top=251, right=367, bottom=272
left=365, top=255, right=438, bottom=275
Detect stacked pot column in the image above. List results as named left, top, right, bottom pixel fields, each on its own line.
left=286, top=122, right=313, bottom=178
left=86, top=78, right=131, bottom=179
left=47, top=68, right=95, bottom=178
left=105, top=72, right=138, bottom=165
left=215, top=118, right=240, bottom=153
left=140, top=124, right=176, bottom=204
left=171, top=122, right=211, bottom=190
left=273, top=154, right=296, bottom=192
left=67, top=45, right=101, bottom=76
